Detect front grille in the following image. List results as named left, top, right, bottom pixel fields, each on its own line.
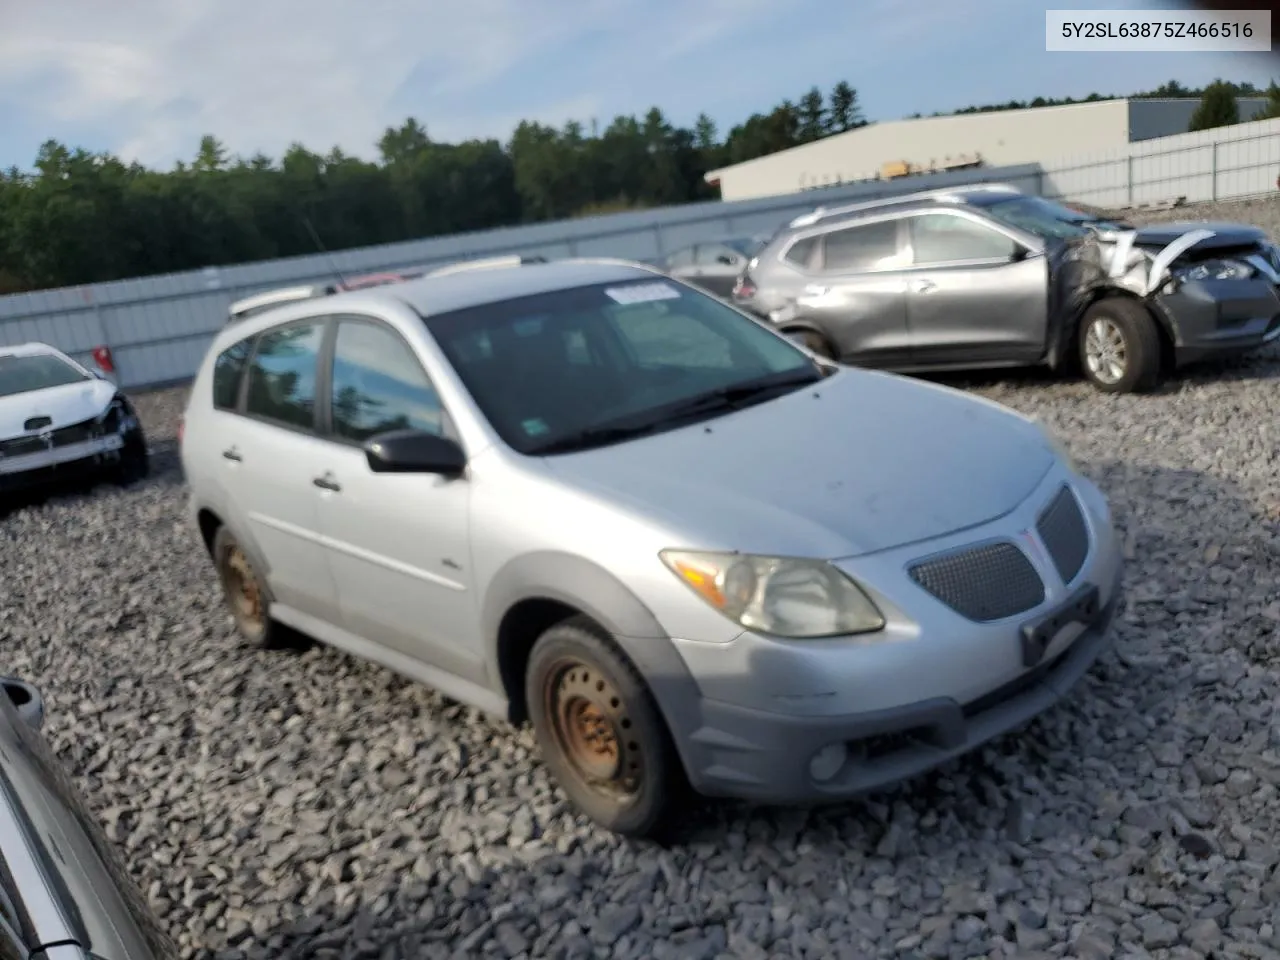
left=0, top=416, right=104, bottom=457
left=909, top=541, right=1045, bottom=622
left=1037, top=485, right=1089, bottom=585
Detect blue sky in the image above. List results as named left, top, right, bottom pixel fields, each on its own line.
left=0, top=0, right=1275, bottom=171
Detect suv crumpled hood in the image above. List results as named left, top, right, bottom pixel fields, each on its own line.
left=545, top=368, right=1054, bottom=559
left=0, top=379, right=115, bottom=440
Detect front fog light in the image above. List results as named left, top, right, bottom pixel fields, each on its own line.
left=809, top=743, right=848, bottom=782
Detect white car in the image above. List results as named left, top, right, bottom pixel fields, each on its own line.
left=0, top=342, right=150, bottom=496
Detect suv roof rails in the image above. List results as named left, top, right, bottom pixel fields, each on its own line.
left=425, top=254, right=548, bottom=278
left=228, top=284, right=332, bottom=323
left=788, top=183, right=1022, bottom=229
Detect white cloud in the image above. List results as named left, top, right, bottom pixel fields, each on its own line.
left=0, top=0, right=792, bottom=168
left=0, top=0, right=642, bottom=166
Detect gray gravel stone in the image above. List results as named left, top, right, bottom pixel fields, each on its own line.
left=5, top=196, right=1280, bottom=958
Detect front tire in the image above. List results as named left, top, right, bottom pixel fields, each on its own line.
left=114, top=429, right=150, bottom=486
left=789, top=328, right=836, bottom=360
left=526, top=618, right=683, bottom=837
left=1078, top=299, right=1162, bottom=394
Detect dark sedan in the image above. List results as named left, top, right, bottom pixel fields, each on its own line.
left=662, top=236, right=767, bottom=297
left=0, top=676, right=177, bottom=959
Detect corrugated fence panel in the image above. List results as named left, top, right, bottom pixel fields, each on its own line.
left=1, top=116, right=1277, bottom=390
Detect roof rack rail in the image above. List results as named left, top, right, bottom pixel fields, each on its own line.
left=788, top=183, right=1022, bottom=229
left=425, top=254, right=548, bottom=278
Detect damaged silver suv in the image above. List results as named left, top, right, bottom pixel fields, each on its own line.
left=734, top=184, right=1280, bottom=393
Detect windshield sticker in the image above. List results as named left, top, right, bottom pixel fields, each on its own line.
left=604, top=282, right=682, bottom=305
left=521, top=418, right=550, bottom=437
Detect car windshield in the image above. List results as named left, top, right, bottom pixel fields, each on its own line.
left=426, top=278, right=822, bottom=455
left=981, top=196, right=1125, bottom=239
left=0, top=353, right=90, bottom=398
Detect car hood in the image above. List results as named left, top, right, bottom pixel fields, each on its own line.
left=543, top=368, right=1055, bottom=559
left=0, top=379, right=115, bottom=439
left=1131, top=221, right=1268, bottom=249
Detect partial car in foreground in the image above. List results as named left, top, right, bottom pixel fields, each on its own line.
left=182, top=258, right=1123, bottom=836
left=0, top=675, right=178, bottom=959
left=0, top=343, right=149, bottom=496
left=735, top=184, right=1280, bottom=393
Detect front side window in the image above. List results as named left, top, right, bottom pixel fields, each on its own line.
left=329, top=320, right=443, bottom=442
left=0, top=352, right=89, bottom=398
left=819, top=220, right=901, bottom=273
left=427, top=279, right=820, bottom=455
left=910, top=214, right=1016, bottom=263
left=244, top=321, right=324, bottom=429
left=212, top=338, right=253, bottom=410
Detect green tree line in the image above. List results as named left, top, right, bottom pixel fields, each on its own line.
left=1, top=78, right=1275, bottom=295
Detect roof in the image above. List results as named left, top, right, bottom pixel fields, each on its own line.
left=783, top=183, right=1023, bottom=230
left=388, top=258, right=659, bottom=317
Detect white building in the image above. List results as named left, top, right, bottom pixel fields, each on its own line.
left=706, top=97, right=1271, bottom=202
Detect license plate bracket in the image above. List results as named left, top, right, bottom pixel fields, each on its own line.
left=1020, top=582, right=1100, bottom=668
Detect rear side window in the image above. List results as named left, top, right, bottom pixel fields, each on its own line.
left=783, top=236, right=818, bottom=268
left=819, top=220, right=901, bottom=273
left=244, top=322, right=325, bottom=429
left=212, top=339, right=253, bottom=410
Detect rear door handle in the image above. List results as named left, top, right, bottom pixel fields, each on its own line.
left=803, top=284, right=830, bottom=297
left=912, top=279, right=937, bottom=294
left=312, top=473, right=341, bottom=492
left=222, top=447, right=242, bottom=462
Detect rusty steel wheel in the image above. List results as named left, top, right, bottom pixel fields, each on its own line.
left=225, top=547, right=265, bottom=634
left=212, top=527, right=278, bottom=647
left=545, top=659, right=643, bottom=800
left=526, top=618, right=682, bottom=837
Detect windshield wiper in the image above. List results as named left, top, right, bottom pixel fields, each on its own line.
left=529, top=368, right=823, bottom=456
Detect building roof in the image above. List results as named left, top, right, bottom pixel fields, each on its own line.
left=704, top=97, right=1218, bottom=186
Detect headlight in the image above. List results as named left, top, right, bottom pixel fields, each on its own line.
left=1179, top=259, right=1254, bottom=282
left=659, top=550, right=885, bottom=638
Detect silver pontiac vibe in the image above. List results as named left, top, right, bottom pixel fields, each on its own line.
left=181, top=257, right=1124, bottom=836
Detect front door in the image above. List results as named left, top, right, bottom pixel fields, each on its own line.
left=311, top=317, right=485, bottom=685
left=902, top=212, right=1049, bottom=367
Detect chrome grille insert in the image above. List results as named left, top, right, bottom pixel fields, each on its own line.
left=909, top=541, right=1045, bottom=622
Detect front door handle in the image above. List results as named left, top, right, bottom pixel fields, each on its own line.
left=312, top=473, right=341, bottom=492
left=222, top=447, right=242, bottom=462
left=912, top=279, right=937, bottom=294
left=803, top=284, right=830, bottom=297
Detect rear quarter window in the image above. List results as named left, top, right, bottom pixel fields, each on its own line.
left=212, top=339, right=254, bottom=411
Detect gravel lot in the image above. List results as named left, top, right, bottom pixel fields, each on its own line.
left=5, top=199, right=1280, bottom=960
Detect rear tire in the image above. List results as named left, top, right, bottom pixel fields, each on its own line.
left=526, top=617, right=684, bottom=837
left=1078, top=298, right=1162, bottom=394
left=212, top=527, right=283, bottom=649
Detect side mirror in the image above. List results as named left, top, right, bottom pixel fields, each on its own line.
left=364, top=429, right=467, bottom=477
left=716, top=255, right=735, bottom=266
left=1, top=677, right=45, bottom=730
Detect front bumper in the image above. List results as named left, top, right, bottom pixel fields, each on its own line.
left=655, top=467, right=1125, bottom=804
left=1159, top=278, right=1280, bottom=365
left=0, top=434, right=126, bottom=494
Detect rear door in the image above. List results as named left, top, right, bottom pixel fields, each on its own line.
left=216, top=318, right=341, bottom=622
left=793, top=217, right=912, bottom=366
left=902, top=210, right=1049, bottom=366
